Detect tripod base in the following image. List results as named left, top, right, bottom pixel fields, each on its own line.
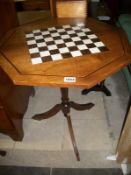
left=33, top=88, right=94, bottom=161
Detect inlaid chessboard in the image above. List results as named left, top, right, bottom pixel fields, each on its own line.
left=25, top=23, right=108, bottom=65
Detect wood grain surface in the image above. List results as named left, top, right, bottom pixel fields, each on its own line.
left=0, top=18, right=131, bottom=88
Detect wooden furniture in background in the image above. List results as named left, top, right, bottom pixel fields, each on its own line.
left=56, top=0, right=87, bottom=18
left=117, top=95, right=131, bottom=163
left=0, top=0, right=18, bottom=39
left=21, top=0, right=50, bottom=11
left=0, top=68, right=34, bottom=141
left=0, top=0, right=34, bottom=141
left=117, top=96, right=131, bottom=163
left=49, top=0, right=57, bottom=17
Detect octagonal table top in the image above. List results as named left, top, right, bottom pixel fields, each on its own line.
left=0, top=18, right=131, bottom=88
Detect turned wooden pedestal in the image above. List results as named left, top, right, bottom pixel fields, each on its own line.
left=33, top=88, right=94, bottom=161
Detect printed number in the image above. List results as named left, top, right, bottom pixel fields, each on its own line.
left=64, top=77, right=76, bottom=83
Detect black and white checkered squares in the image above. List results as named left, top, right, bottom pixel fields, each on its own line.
left=25, top=23, right=108, bottom=65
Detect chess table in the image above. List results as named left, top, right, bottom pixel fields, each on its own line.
left=0, top=18, right=131, bottom=161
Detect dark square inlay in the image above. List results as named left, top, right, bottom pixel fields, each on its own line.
left=62, top=52, right=72, bottom=58
left=69, top=46, right=78, bottom=51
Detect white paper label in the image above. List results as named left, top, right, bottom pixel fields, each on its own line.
left=64, top=77, right=76, bottom=83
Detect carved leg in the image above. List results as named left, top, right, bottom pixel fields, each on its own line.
left=99, top=81, right=111, bottom=96
left=82, top=80, right=111, bottom=96
left=32, top=104, right=61, bottom=120
left=60, top=88, right=80, bottom=161
left=31, top=87, right=35, bottom=97
left=66, top=114, right=80, bottom=161
left=70, top=101, right=94, bottom=110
